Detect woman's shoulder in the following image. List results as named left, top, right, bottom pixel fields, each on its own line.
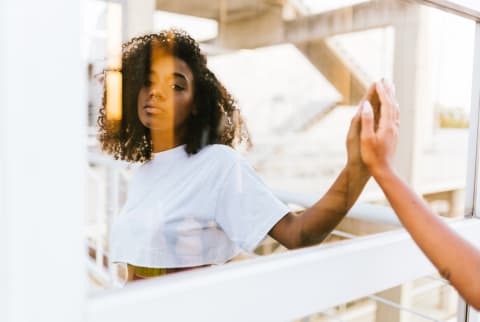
left=198, top=144, right=243, bottom=163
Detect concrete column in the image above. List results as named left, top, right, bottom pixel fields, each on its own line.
left=393, top=5, right=437, bottom=187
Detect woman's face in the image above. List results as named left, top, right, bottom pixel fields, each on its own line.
left=137, top=51, right=195, bottom=132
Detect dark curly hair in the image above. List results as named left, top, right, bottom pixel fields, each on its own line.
left=98, top=29, right=250, bottom=162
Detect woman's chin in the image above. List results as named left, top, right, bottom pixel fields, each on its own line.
left=142, top=118, right=174, bottom=131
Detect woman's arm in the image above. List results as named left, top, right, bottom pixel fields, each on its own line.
left=269, top=85, right=379, bottom=249
left=372, top=166, right=480, bottom=309
left=269, top=163, right=370, bottom=249
left=360, top=80, right=480, bottom=309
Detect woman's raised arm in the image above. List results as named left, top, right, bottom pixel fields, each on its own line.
left=360, top=80, right=480, bottom=310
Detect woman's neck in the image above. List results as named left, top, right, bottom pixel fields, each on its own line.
left=150, top=128, right=185, bottom=153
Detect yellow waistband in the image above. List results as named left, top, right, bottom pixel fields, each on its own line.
left=128, top=264, right=167, bottom=278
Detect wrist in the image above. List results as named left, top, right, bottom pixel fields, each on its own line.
left=345, top=162, right=370, bottom=180
left=370, top=163, right=397, bottom=182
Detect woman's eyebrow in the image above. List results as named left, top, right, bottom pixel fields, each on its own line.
left=149, top=70, right=190, bottom=82
left=173, top=72, right=189, bottom=82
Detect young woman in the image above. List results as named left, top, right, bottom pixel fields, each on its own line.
left=99, top=29, right=373, bottom=281
left=359, top=79, right=480, bottom=310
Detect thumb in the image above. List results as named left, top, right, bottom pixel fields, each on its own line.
left=361, top=100, right=375, bottom=141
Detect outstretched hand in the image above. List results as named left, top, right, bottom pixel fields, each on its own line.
left=359, top=80, right=400, bottom=177
left=346, top=83, right=381, bottom=171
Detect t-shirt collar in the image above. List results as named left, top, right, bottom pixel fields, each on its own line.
left=151, top=144, right=187, bottom=162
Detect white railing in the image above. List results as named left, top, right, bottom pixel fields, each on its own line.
left=86, top=148, right=468, bottom=322
left=85, top=219, right=480, bottom=322
left=86, top=152, right=137, bottom=289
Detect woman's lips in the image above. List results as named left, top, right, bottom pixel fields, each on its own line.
left=144, top=105, right=166, bottom=114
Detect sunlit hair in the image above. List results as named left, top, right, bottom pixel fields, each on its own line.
left=98, top=29, right=250, bottom=162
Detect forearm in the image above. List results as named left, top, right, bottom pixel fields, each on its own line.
left=374, top=168, right=480, bottom=309
left=298, top=164, right=370, bottom=246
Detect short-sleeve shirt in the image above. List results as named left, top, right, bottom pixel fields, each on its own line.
left=109, top=144, right=289, bottom=268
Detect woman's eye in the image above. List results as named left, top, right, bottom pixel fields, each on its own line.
left=171, top=84, right=184, bottom=91
left=143, top=79, right=152, bottom=87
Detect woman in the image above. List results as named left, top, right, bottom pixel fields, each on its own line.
left=359, top=79, right=480, bottom=309
left=99, top=29, right=373, bottom=281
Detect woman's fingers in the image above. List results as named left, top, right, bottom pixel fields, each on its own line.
left=382, top=80, right=401, bottom=127
left=377, top=80, right=396, bottom=126
left=347, top=103, right=362, bottom=137
left=360, top=100, right=375, bottom=143
left=395, top=102, right=400, bottom=123
left=363, top=83, right=376, bottom=102
left=361, top=80, right=399, bottom=132
left=363, top=83, right=380, bottom=129
left=383, top=79, right=400, bottom=119
left=382, top=79, right=394, bottom=101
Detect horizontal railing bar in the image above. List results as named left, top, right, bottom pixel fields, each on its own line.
left=86, top=219, right=480, bottom=322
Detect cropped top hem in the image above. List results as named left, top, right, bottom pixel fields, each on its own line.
left=110, top=246, right=241, bottom=268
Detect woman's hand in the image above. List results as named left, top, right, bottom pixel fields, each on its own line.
left=346, top=83, right=380, bottom=172
left=360, top=80, right=400, bottom=177
left=270, top=84, right=386, bottom=248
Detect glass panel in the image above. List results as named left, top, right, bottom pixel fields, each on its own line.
left=83, top=0, right=478, bottom=294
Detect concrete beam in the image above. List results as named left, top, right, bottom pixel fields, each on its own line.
left=296, top=40, right=367, bottom=105
left=284, top=0, right=408, bottom=45
left=216, top=4, right=284, bottom=49
left=156, top=0, right=218, bottom=19
left=155, top=0, right=270, bottom=20
left=215, top=0, right=410, bottom=50
left=157, top=0, right=409, bottom=49
left=393, top=5, right=437, bottom=186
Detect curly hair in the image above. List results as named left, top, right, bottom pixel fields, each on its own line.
left=98, top=29, right=250, bottom=162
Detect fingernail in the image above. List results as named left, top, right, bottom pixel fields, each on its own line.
left=362, top=100, right=373, bottom=115
left=356, top=101, right=363, bottom=115
left=386, top=79, right=393, bottom=88
left=377, top=80, right=384, bottom=90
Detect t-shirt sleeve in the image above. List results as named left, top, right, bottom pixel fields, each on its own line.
left=214, top=155, right=290, bottom=252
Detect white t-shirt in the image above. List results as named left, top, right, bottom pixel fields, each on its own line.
left=109, top=144, right=289, bottom=268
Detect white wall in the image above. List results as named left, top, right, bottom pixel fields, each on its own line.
left=0, top=1, right=86, bottom=321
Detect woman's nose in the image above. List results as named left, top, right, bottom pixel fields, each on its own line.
left=148, top=86, right=168, bottom=101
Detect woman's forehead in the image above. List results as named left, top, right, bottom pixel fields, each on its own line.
left=149, top=53, right=193, bottom=80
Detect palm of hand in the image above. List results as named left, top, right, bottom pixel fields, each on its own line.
left=359, top=80, right=400, bottom=173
